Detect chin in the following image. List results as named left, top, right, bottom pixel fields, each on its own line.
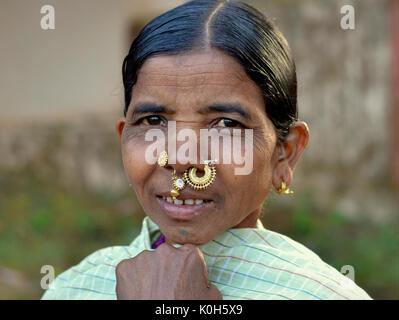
left=165, top=226, right=214, bottom=245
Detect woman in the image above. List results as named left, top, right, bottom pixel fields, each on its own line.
left=42, top=0, right=371, bottom=300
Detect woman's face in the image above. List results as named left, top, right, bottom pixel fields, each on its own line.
left=117, top=48, right=282, bottom=245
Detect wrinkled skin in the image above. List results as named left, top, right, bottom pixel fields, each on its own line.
left=115, top=48, right=309, bottom=299
left=116, top=243, right=222, bottom=300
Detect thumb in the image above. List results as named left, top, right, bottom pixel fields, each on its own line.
left=196, top=249, right=211, bottom=288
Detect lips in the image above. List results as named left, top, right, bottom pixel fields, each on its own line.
left=156, top=195, right=215, bottom=221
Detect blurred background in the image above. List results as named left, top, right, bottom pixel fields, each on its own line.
left=0, top=0, right=398, bottom=299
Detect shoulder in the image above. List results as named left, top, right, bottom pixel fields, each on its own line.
left=252, top=229, right=372, bottom=300
left=203, top=225, right=372, bottom=300
left=41, top=217, right=154, bottom=300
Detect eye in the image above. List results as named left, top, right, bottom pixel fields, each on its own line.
left=138, top=115, right=166, bottom=126
left=214, top=118, right=243, bottom=128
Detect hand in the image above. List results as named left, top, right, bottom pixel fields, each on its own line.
left=115, top=243, right=222, bottom=300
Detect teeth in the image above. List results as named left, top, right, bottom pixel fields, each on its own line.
left=161, top=196, right=207, bottom=205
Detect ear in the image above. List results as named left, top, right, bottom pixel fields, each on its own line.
left=272, top=121, right=309, bottom=189
left=116, top=118, right=126, bottom=142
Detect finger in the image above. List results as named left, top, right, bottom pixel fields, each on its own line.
left=156, top=241, right=178, bottom=253
left=179, top=243, right=197, bottom=252
left=200, top=252, right=211, bottom=288
left=179, top=245, right=211, bottom=288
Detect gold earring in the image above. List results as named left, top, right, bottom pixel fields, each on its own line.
left=276, top=181, right=294, bottom=195
left=183, top=160, right=217, bottom=191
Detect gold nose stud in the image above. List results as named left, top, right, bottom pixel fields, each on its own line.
left=157, top=150, right=168, bottom=167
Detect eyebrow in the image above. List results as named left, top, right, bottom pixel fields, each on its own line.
left=198, top=104, right=252, bottom=121
left=130, top=102, right=252, bottom=121
left=129, top=103, right=173, bottom=119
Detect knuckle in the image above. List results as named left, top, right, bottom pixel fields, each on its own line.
left=156, top=242, right=176, bottom=254
left=157, top=242, right=169, bottom=251
left=116, top=259, right=130, bottom=273
left=116, top=250, right=151, bottom=274
left=182, top=243, right=198, bottom=252
left=180, top=244, right=200, bottom=257
left=137, top=249, right=150, bottom=257
left=133, top=249, right=151, bottom=262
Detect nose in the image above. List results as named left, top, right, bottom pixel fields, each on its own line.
left=158, top=125, right=202, bottom=174
left=161, top=153, right=206, bottom=177
left=158, top=123, right=218, bottom=177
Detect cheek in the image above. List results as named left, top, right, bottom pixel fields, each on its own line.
left=226, top=134, right=275, bottom=209
left=251, top=136, right=276, bottom=193
left=251, top=150, right=274, bottom=195
left=121, top=131, right=154, bottom=189
left=231, top=155, right=272, bottom=201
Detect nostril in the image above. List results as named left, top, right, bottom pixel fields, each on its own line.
left=193, top=168, right=205, bottom=178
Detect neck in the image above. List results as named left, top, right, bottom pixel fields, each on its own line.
left=232, top=208, right=261, bottom=229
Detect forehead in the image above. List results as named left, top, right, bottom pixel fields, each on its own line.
left=130, top=48, right=265, bottom=113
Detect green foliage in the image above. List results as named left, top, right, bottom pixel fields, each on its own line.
left=263, top=193, right=399, bottom=300
left=0, top=171, right=142, bottom=299
left=0, top=171, right=397, bottom=299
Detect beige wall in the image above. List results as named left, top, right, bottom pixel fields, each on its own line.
left=0, top=0, right=395, bottom=221
left=0, top=0, right=184, bottom=121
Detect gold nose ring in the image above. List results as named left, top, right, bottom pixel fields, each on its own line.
left=183, top=160, right=217, bottom=191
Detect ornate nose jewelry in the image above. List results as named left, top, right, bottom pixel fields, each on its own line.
left=183, top=160, right=217, bottom=191
left=170, top=170, right=186, bottom=200
left=157, top=151, right=217, bottom=199
left=157, top=150, right=168, bottom=167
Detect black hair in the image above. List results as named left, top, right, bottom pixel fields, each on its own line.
left=122, top=0, right=297, bottom=144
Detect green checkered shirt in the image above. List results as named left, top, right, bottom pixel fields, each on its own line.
left=42, top=216, right=371, bottom=300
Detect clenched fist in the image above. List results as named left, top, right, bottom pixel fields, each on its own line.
left=115, top=243, right=222, bottom=300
